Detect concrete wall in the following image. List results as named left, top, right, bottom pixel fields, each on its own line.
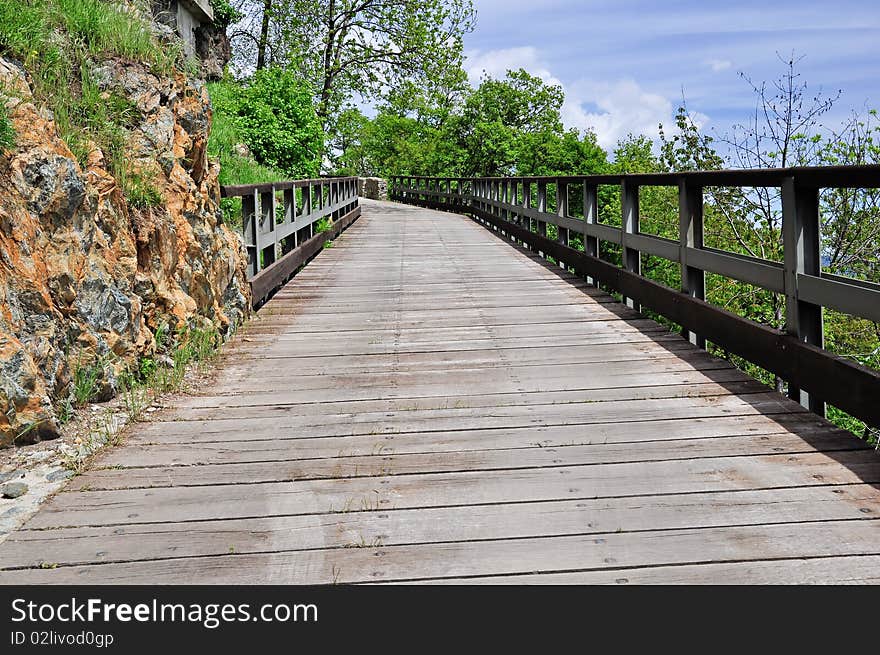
left=152, top=0, right=214, bottom=56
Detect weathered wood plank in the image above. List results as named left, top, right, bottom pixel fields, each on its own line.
left=2, top=520, right=879, bottom=584
left=68, top=431, right=868, bottom=491
left=98, top=412, right=840, bottom=467
left=411, top=556, right=880, bottom=585
left=24, top=450, right=880, bottom=529
left=3, top=484, right=877, bottom=570
left=169, top=378, right=768, bottom=413
left=128, top=392, right=803, bottom=441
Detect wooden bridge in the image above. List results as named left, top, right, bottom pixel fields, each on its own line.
left=1, top=169, right=879, bottom=584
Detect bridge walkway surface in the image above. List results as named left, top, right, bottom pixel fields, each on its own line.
left=1, top=198, right=879, bottom=583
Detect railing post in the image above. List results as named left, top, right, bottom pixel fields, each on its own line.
left=511, top=180, right=521, bottom=243
left=583, top=181, right=598, bottom=286
left=282, top=186, right=296, bottom=254
left=299, top=181, right=314, bottom=243
left=621, top=179, right=640, bottom=311
left=782, top=176, right=824, bottom=415
left=679, top=179, right=706, bottom=348
left=242, top=189, right=259, bottom=277
left=537, top=181, right=547, bottom=257
left=259, top=187, right=277, bottom=269
left=557, top=178, right=568, bottom=269
left=521, top=181, right=532, bottom=250
left=500, top=179, right=508, bottom=236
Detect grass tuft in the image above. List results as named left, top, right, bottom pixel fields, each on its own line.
left=0, top=103, right=15, bottom=150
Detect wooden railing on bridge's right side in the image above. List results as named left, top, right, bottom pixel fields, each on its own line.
left=221, top=177, right=360, bottom=307
left=390, top=167, right=880, bottom=429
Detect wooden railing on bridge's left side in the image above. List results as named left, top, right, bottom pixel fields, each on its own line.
left=389, top=167, right=880, bottom=432
left=221, top=177, right=360, bottom=307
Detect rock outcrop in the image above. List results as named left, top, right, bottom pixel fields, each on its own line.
left=0, top=56, right=250, bottom=447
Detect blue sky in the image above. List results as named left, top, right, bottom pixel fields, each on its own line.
left=461, top=0, right=880, bottom=150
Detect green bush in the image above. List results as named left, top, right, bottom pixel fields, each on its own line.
left=225, top=67, right=322, bottom=178
left=210, top=0, right=243, bottom=27
left=207, top=80, right=287, bottom=186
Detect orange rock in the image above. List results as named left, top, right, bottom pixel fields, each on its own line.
left=0, top=57, right=250, bottom=446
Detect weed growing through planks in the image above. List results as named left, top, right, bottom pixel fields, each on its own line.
left=360, top=491, right=382, bottom=511
left=342, top=535, right=384, bottom=549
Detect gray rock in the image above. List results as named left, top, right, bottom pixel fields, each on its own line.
left=16, top=155, right=86, bottom=227
left=45, top=469, right=73, bottom=482
left=1, top=481, right=29, bottom=498
left=0, top=470, right=23, bottom=484
left=194, top=23, right=231, bottom=81
left=75, top=278, right=134, bottom=335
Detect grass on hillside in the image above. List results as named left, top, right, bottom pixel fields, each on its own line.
left=0, top=0, right=181, bottom=203
left=207, top=80, right=288, bottom=187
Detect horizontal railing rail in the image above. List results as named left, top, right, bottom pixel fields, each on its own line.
left=389, top=165, right=880, bottom=428
left=221, top=177, right=360, bottom=307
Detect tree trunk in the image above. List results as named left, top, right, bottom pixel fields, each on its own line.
left=256, top=0, right=272, bottom=70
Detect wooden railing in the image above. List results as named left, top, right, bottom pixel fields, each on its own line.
left=221, top=177, right=360, bottom=307
left=390, top=166, right=880, bottom=427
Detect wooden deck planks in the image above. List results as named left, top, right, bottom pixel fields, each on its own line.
left=1, top=198, right=879, bottom=584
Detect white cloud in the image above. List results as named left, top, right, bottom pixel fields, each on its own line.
left=563, top=79, right=678, bottom=149
left=464, top=47, right=706, bottom=152
left=464, top=46, right=564, bottom=89
left=705, top=58, right=733, bottom=72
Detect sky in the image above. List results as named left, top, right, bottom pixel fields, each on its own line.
left=460, top=0, right=880, bottom=150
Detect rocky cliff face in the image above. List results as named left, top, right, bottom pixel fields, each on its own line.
left=0, top=56, right=250, bottom=447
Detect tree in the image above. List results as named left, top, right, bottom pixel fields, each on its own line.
left=229, top=0, right=475, bottom=132
left=455, top=69, right=566, bottom=176
left=328, top=107, right=371, bottom=175
left=658, top=57, right=879, bottom=437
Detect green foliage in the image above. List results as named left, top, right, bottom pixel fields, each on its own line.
left=329, top=107, right=372, bottom=175
left=0, top=103, right=14, bottom=151
left=223, top=67, right=322, bottom=178
left=208, top=80, right=289, bottom=228
left=207, top=79, right=290, bottom=229
left=456, top=69, right=565, bottom=177
left=207, top=80, right=286, bottom=186
left=244, top=0, right=475, bottom=132
left=120, top=169, right=163, bottom=208
left=338, top=68, right=608, bottom=179
left=210, top=0, right=243, bottom=27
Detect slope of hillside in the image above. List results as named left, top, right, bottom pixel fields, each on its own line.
left=0, top=1, right=250, bottom=446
